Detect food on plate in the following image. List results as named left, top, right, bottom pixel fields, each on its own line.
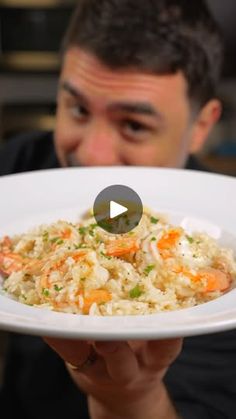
left=0, top=208, right=235, bottom=315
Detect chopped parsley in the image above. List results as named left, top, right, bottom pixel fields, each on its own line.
left=98, top=221, right=113, bottom=232
left=50, top=237, right=60, bottom=244
left=80, top=223, right=98, bottom=238
left=151, top=237, right=156, bottom=241
left=74, top=243, right=87, bottom=249
left=42, top=231, right=49, bottom=242
left=90, top=223, right=98, bottom=229
left=186, top=235, right=194, bottom=244
left=78, top=227, right=87, bottom=235
left=54, top=284, right=63, bottom=292
left=129, top=285, right=143, bottom=298
left=56, top=239, right=64, bottom=245
left=144, top=264, right=155, bottom=276
left=150, top=216, right=159, bottom=224
left=42, top=288, right=50, bottom=297
left=100, top=251, right=112, bottom=260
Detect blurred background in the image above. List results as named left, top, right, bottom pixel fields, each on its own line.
left=0, top=0, right=236, bottom=174
left=0, top=0, right=236, bottom=385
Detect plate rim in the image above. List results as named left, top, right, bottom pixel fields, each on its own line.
left=0, top=166, right=235, bottom=339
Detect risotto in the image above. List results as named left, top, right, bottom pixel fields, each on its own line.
left=0, top=208, right=235, bottom=316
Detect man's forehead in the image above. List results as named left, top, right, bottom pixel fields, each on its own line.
left=59, top=47, right=191, bottom=122
left=61, top=47, right=188, bottom=95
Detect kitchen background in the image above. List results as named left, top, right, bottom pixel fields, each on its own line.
left=0, top=0, right=236, bottom=384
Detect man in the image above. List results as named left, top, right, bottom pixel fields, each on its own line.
left=0, top=1, right=235, bottom=418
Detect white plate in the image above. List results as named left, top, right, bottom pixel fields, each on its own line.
left=0, top=167, right=235, bottom=340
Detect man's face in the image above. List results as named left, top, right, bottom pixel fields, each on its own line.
left=55, top=48, right=204, bottom=168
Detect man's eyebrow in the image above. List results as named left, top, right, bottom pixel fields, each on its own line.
left=108, top=102, right=162, bottom=120
left=61, top=81, right=162, bottom=120
left=60, top=81, right=88, bottom=104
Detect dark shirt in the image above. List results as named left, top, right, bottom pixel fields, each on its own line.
left=0, top=132, right=235, bottom=419
left=0, top=131, right=59, bottom=175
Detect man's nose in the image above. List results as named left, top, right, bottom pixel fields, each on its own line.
left=78, top=121, right=119, bottom=166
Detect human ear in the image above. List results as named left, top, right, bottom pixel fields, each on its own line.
left=189, top=99, right=222, bottom=154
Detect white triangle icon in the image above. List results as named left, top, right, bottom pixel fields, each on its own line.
left=110, top=201, right=128, bottom=219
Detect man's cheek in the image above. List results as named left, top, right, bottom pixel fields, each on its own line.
left=56, top=112, right=78, bottom=148
left=56, top=129, right=81, bottom=153
left=125, top=144, right=164, bottom=165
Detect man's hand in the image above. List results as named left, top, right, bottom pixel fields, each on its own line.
left=44, top=337, right=183, bottom=419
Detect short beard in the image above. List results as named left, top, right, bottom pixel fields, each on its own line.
left=65, top=153, right=81, bottom=167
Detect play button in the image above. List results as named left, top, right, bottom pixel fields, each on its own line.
left=93, top=185, right=143, bottom=234
left=110, top=201, right=128, bottom=219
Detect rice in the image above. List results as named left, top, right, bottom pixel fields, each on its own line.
left=0, top=208, right=235, bottom=316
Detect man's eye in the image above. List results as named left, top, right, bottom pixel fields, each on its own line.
left=122, top=120, right=150, bottom=139
left=70, top=105, right=89, bottom=119
left=124, top=120, right=147, bottom=133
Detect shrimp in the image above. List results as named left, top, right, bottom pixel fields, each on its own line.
left=173, top=265, right=231, bottom=292
left=0, top=252, right=26, bottom=276
left=61, top=229, right=72, bottom=239
left=0, top=236, right=12, bottom=252
left=106, top=237, right=139, bottom=257
left=82, top=289, right=112, bottom=314
left=157, top=228, right=182, bottom=259
left=197, top=267, right=232, bottom=292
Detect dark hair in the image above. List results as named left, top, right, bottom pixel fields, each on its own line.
left=62, top=0, right=223, bottom=107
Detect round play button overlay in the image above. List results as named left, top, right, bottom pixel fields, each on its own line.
left=93, top=185, right=143, bottom=234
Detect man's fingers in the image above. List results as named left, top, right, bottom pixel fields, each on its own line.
left=142, top=338, right=183, bottom=370
left=43, top=337, right=91, bottom=367
left=95, top=341, right=139, bottom=384
left=43, top=337, right=182, bottom=386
